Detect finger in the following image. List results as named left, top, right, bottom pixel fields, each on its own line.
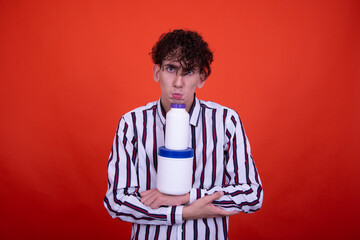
left=204, top=191, right=224, bottom=203
left=215, top=212, right=238, bottom=218
left=150, top=201, right=161, bottom=209
left=142, top=196, right=156, bottom=207
left=140, top=189, right=155, bottom=197
left=212, top=205, right=239, bottom=217
left=148, top=194, right=165, bottom=209
left=141, top=192, right=157, bottom=205
left=218, top=209, right=238, bottom=216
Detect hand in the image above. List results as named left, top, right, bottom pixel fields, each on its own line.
left=140, top=188, right=190, bottom=209
left=182, top=191, right=239, bottom=220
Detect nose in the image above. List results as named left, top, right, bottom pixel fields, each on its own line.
left=173, top=74, right=183, bottom=88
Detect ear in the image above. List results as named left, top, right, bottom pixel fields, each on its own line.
left=153, top=64, right=161, bottom=82
left=197, top=72, right=206, bottom=89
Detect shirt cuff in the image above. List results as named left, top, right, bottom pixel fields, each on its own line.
left=168, top=206, right=184, bottom=225
left=189, top=188, right=204, bottom=204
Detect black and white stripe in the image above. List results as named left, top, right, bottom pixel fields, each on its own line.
left=104, top=97, right=263, bottom=239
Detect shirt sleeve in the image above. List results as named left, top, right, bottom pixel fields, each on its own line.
left=104, top=116, right=184, bottom=225
left=189, top=110, right=263, bottom=213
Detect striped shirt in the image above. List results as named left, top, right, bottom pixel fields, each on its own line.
left=104, top=97, right=263, bottom=240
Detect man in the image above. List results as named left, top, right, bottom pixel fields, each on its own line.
left=104, top=29, right=263, bottom=239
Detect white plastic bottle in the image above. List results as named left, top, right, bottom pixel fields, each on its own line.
left=165, top=103, right=189, bottom=150
left=157, top=147, right=193, bottom=195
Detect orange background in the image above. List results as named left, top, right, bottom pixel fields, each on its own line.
left=1, top=0, right=359, bottom=239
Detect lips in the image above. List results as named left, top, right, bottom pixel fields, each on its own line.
left=172, top=93, right=183, bottom=99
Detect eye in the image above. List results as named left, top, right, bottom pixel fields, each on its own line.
left=185, top=70, right=194, bottom=75
left=167, top=67, right=175, bottom=72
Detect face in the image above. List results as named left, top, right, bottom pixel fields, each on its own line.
left=153, top=60, right=206, bottom=113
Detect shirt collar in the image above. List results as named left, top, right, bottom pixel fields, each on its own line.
left=189, top=96, right=201, bottom=127
left=156, top=95, right=201, bottom=127
left=157, top=100, right=167, bottom=125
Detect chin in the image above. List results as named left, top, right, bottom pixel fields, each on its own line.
left=170, top=98, right=183, bottom=103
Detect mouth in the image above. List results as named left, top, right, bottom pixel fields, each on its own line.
left=171, top=93, right=183, bottom=100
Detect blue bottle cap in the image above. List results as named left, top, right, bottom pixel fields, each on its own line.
left=158, top=146, right=193, bottom=158
left=170, top=103, right=186, bottom=109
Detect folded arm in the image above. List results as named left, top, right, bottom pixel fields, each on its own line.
left=104, top=117, right=184, bottom=225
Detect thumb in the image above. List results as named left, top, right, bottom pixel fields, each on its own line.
left=206, top=191, right=224, bottom=203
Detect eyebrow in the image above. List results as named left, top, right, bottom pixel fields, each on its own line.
left=163, top=63, right=180, bottom=69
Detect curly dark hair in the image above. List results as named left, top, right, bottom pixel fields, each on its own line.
left=150, top=29, right=213, bottom=78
